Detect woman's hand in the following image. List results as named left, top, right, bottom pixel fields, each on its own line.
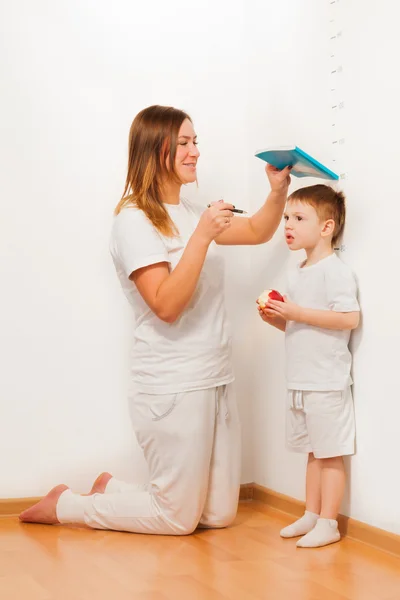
left=194, top=201, right=234, bottom=245
left=265, top=164, right=292, bottom=195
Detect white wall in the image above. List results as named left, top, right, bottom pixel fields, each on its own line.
left=245, top=0, right=333, bottom=512
left=1, top=0, right=399, bottom=536
left=246, top=0, right=400, bottom=535
left=0, top=0, right=253, bottom=496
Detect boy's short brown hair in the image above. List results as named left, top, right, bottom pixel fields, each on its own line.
left=288, top=184, right=346, bottom=246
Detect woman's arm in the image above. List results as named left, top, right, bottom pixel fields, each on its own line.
left=130, top=203, right=233, bottom=323
left=215, top=165, right=291, bottom=246
left=131, top=235, right=208, bottom=324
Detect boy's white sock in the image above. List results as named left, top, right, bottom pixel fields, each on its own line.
left=280, top=511, right=319, bottom=538
left=296, top=518, right=341, bottom=548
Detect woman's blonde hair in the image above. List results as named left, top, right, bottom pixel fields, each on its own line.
left=115, top=105, right=192, bottom=236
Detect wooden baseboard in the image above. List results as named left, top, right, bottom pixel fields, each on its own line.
left=3, top=488, right=253, bottom=517
left=3, top=485, right=400, bottom=557
left=246, top=483, right=400, bottom=557
left=4, top=490, right=254, bottom=516
left=239, top=483, right=254, bottom=501
left=0, top=497, right=42, bottom=518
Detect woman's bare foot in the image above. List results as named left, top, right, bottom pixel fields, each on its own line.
left=85, top=472, right=113, bottom=495
left=19, top=484, right=68, bottom=524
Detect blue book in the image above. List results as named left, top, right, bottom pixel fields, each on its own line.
left=255, top=146, right=339, bottom=180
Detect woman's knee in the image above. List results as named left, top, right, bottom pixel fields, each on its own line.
left=199, top=506, right=238, bottom=529
left=160, top=507, right=202, bottom=536
left=167, top=518, right=198, bottom=536
left=166, top=506, right=237, bottom=534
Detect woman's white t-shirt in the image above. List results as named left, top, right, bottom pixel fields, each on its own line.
left=110, top=198, right=234, bottom=395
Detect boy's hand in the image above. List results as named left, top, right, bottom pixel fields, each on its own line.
left=265, top=296, right=302, bottom=322
left=265, top=164, right=292, bottom=194
left=257, top=300, right=282, bottom=323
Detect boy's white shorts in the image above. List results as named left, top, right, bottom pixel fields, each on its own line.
left=286, top=387, right=355, bottom=459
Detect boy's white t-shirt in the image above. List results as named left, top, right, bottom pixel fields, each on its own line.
left=109, top=198, right=234, bottom=395
left=285, top=253, right=360, bottom=391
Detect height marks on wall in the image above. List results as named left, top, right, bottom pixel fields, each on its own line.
left=329, top=0, right=347, bottom=252
left=329, top=0, right=346, bottom=178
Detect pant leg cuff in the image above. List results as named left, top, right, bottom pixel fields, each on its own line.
left=103, top=477, right=120, bottom=493
left=56, top=489, right=86, bottom=524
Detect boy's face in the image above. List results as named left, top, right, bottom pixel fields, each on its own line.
left=284, top=199, right=328, bottom=251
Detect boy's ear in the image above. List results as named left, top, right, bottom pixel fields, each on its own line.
left=321, top=219, right=335, bottom=238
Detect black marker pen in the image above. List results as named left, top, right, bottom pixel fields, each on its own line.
left=206, top=204, right=248, bottom=214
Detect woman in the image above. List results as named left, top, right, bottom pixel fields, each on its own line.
left=20, top=105, right=291, bottom=534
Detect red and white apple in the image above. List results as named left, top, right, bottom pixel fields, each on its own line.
left=257, top=288, right=284, bottom=308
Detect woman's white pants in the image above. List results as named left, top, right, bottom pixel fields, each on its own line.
left=56, top=383, right=241, bottom=535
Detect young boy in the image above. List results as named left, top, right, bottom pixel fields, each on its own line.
left=258, top=184, right=360, bottom=548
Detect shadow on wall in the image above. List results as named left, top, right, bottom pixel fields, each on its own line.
left=343, top=274, right=363, bottom=520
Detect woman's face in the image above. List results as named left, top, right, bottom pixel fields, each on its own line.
left=174, top=118, right=200, bottom=184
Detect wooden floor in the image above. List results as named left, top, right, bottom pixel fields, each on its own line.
left=1, top=501, right=400, bottom=600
